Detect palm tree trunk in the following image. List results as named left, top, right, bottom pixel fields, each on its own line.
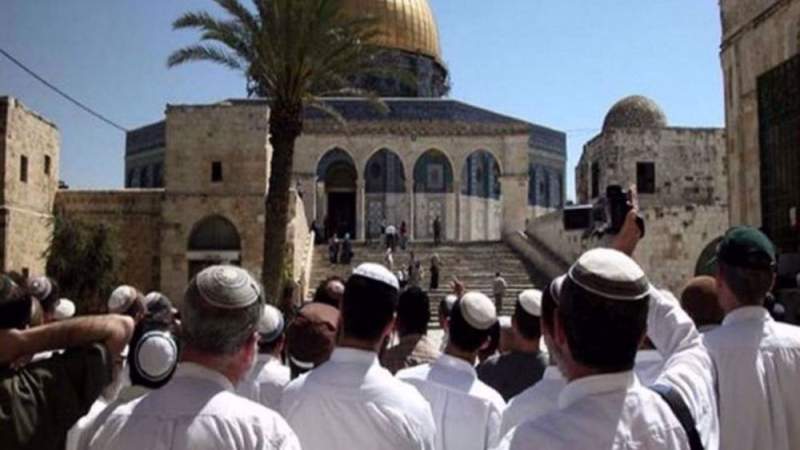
left=262, top=104, right=303, bottom=304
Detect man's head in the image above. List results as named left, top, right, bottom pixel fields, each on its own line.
left=286, top=302, right=340, bottom=378
left=341, top=263, right=399, bottom=346
left=256, top=304, right=286, bottom=356
left=396, top=287, right=430, bottom=337
left=438, top=294, right=457, bottom=331
left=144, top=291, right=175, bottom=325
left=109, top=285, right=147, bottom=322
left=448, top=291, right=497, bottom=355
left=680, top=276, right=723, bottom=329
left=313, top=276, right=345, bottom=309
left=0, top=275, right=31, bottom=330
left=181, top=266, right=263, bottom=383
left=495, top=272, right=501, bottom=278
left=550, top=249, right=650, bottom=378
left=713, top=227, right=776, bottom=313
left=27, top=276, right=60, bottom=322
left=53, top=299, right=76, bottom=321
left=513, top=289, right=542, bottom=343
left=128, top=329, right=179, bottom=390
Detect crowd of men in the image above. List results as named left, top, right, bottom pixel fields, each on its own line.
left=2, top=205, right=800, bottom=450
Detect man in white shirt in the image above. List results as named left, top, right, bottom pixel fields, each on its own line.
left=704, top=226, right=800, bottom=450
left=498, top=212, right=719, bottom=450
left=237, top=304, right=290, bottom=411
left=398, top=291, right=506, bottom=450
left=281, top=263, right=436, bottom=450
left=87, top=266, right=300, bottom=450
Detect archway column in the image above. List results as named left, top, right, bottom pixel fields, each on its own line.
left=454, top=180, right=462, bottom=242
left=356, top=179, right=366, bottom=240
left=406, top=177, right=415, bottom=241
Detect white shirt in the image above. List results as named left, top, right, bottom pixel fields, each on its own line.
left=281, top=347, right=436, bottom=450
left=398, top=354, right=507, bottom=450
left=704, top=306, right=800, bottom=450
left=86, top=362, right=300, bottom=450
left=634, top=349, right=664, bottom=386
left=499, top=366, right=565, bottom=438
left=498, top=288, right=719, bottom=450
left=237, top=354, right=291, bottom=411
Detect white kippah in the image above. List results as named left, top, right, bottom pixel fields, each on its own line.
left=518, top=290, right=542, bottom=317
left=258, top=304, right=285, bottom=342
left=195, top=266, right=261, bottom=309
left=28, top=276, right=53, bottom=300
left=53, top=299, right=75, bottom=320
left=459, top=291, right=497, bottom=330
left=352, top=263, right=399, bottom=290
left=498, top=315, right=512, bottom=328
left=135, top=331, right=179, bottom=383
left=108, top=285, right=138, bottom=313
left=568, top=248, right=650, bottom=301
left=144, top=291, right=167, bottom=307
left=443, top=294, right=458, bottom=312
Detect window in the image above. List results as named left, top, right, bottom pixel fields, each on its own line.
left=20, top=155, right=28, bottom=183
left=637, top=162, right=656, bottom=194
left=44, top=155, right=51, bottom=175
left=211, top=161, right=223, bottom=182
left=591, top=162, right=600, bottom=198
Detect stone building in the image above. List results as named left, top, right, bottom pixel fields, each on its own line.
left=124, top=0, right=566, bottom=242
left=0, top=97, right=60, bottom=277
left=526, top=95, right=729, bottom=294
left=719, top=0, right=800, bottom=260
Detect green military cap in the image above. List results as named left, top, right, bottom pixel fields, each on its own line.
left=713, top=226, right=776, bottom=270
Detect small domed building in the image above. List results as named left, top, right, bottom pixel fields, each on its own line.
left=577, top=95, right=727, bottom=208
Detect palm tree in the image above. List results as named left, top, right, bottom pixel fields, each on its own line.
left=168, top=0, right=393, bottom=302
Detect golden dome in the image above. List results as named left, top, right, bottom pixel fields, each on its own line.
left=342, top=0, right=443, bottom=64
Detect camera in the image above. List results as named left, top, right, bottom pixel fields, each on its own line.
left=563, top=185, right=645, bottom=237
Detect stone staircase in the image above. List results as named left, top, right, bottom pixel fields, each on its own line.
left=309, top=241, right=549, bottom=329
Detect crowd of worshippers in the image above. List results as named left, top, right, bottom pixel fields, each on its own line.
left=2, top=209, right=800, bottom=450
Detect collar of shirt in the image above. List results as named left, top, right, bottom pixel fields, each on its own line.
left=542, top=365, right=564, bottom=381
left=722, top=305, right=771, bottom=326
left=174, top=362, right=235, bottom=392
left=257, top=354, right=281, bottom=365
left=558, top=370, right=637, bottom=410
left=635, top=349, right=663, bottom=364
left=330, top=347, right=380, bottom=366
left=434, top=353, right=477, bottom=377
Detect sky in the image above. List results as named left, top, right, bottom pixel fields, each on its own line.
left=0, top=1, right=724, bottom=198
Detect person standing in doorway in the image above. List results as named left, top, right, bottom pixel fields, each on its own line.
left=433, top=216, right=442, bottom=246
left=492, top=273, right=508, bottom=315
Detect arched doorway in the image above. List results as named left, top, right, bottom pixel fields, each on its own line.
left=414, top=149, right=454, bottom=240
left=187, top=215, right=242, bottom=281
left=365, top=149, right=407, bottom=238
left=461, top=150, right=502, bottom=240
left=317, top=149, right=357, bottom=239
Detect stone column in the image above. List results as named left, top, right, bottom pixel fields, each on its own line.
left=406, top=178, right=415, bottom=241
left=356, top=179, right=366, bottom=240
left=500, top=173, right=529, bottom=236
left=453, top=180, right=462, bottom=242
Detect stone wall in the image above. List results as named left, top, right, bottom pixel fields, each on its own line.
left=526, top=205, right=730, bottom=294
left=0, top=97, right=60, bottom=274
left=576, top=127, right=727, bottom=208
left=720, top=0, right=800, bottom=226
left=56, top=190, right=163, bottom=292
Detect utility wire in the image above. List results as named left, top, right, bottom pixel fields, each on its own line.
left=0, top=47, right=128, bottom=133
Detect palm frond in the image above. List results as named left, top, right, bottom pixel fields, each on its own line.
left=167, top=44, right=244, bottom=70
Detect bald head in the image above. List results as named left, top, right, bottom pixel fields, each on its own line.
left=680, top=276, right=723, bottom=328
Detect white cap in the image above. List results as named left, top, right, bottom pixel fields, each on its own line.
left=53, top=299, right=75, bottom=320
left=498, top=315, right=512, bottom=328
left=108, top=285, right=139, bottom=313
left=567, top=248, right=650, bottom=301
left=134, top=331, right=179, bottom=383
left=518, top=290, right=542, bottom=317
left=258, top=304, right=285, bottom=343
left=195, top=266, right=262, bottom=309
left=458, top=291, right=497, bottom=330
left=28, top=276, right=53, bottom=300
left=443, top=294, right=458, bottom=312
left=352, top=263, right=399, bottom=290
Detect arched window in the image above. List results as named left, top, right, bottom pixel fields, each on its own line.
left=461, top=150, right=501, bottom=199
left=414, top=149, right=453, bottom=193
left=187, top=215, right=242, bottom=281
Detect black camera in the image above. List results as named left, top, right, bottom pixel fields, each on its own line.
left=563, top=185, right=645, bottom=237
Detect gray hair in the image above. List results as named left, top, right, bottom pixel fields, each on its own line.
left=181, top=278, right=263, bottom=355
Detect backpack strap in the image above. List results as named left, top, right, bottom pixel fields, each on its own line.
left=649, top=384, right=704, bottom=450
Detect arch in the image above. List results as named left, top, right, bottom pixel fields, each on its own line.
left=365, top=148, right=406, bottom=193
left=317, top=148, right=357, bottom=238
left=413, top=149, right=454, bottom=193
left=187, top=215, right=242, bottom=281
left=188, top=215, right=242, bottom=252
left=461, top=150, right=501, bottom=199
left=695, top=236, right=723, bottom=276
